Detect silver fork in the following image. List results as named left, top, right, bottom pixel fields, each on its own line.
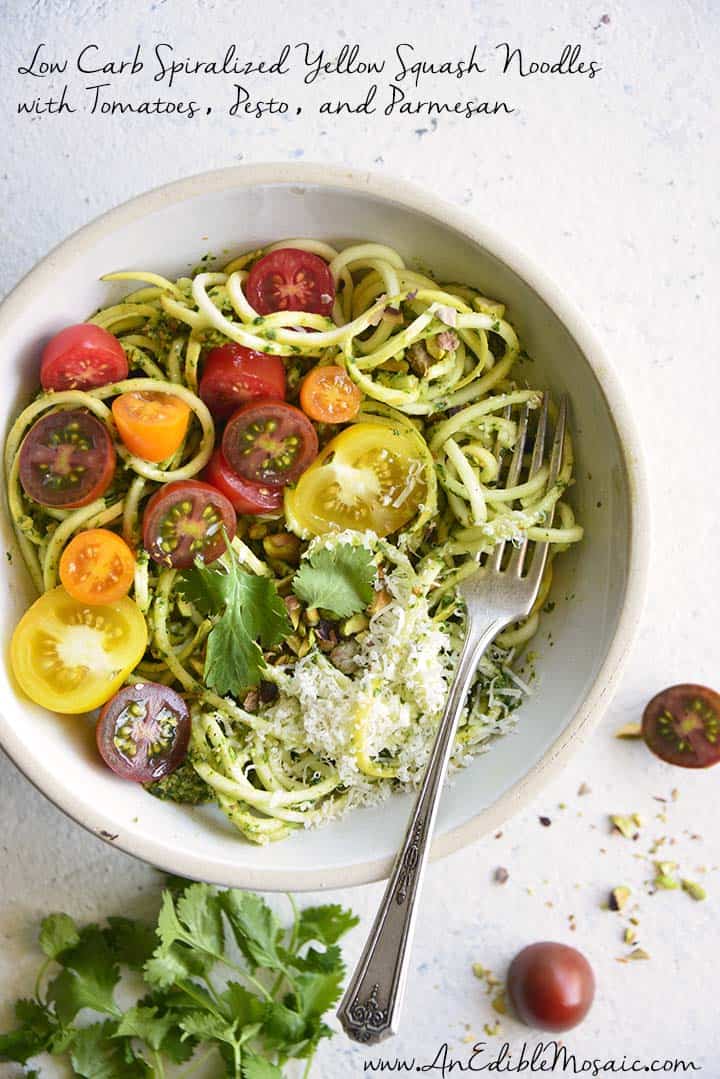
left=337, top=394, right=568, bottom=1045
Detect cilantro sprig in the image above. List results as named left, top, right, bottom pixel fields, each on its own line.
left=292, top=543, right=376, bottom=619
left=0, top=881, right=359, bottom=1078
left=177, top=541, right=290, bottom=698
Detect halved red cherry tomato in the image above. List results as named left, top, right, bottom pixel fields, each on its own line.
left=507, top=942, right=595, bottom=1033
left=97, top=682, right=190, bottom=782
left=19, top=409, right=116, bottom=509
left=222, top=400, right=318, bottom=487
left=143, top=479, right=236, bottom=568
left=204, top=448, right=283, bottom=515
left=300, top=365, right=362, bottom=424
left=40, top=324, right=128, bottom=392
left=112, top=391, right=191, bottom=463
left=60, top=528, right=135, bottom=605
left=199, top=343, right=286, bottom=421
left=246, top=249, right=335, bottom=316
left=642, top=683, right=720, bottom=768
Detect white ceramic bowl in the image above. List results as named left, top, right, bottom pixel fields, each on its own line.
left=0, top=164, right=648, bottom=890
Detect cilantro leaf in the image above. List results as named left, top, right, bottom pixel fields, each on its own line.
left=220, top=983, right=266, bottom=1027
left=104, top=917, right=156, bottom=970
left=243, top=1053, right=284, bottom=1079
left=296, top=904, right=360, bottom=947
left=70, top=1022, right=148, bottom=1079
left=285, top=945, right=343, bottom=973
left=46, top=927, right=120, bottom=1024
left=291, top=970, right=345, bottom=1019
left=145, top=888, right=221, bottom=987
left=292, top=543, right=376, bottom=618
left=222, top=890, right=282, bottom=971
left=176, top=560, right=232, bottom=616
left=115, top=1005, right=175, bottom=1050
left=178, top=548, right=289, bottom=697
left=0, top=1002, right=53, bottom=1063
left=260, top=1001, right=307, bottom=1053
left=39, top=912, right=80, bottom=960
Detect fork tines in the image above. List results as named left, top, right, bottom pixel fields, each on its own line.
left=489, top=394, right=567, bottom=578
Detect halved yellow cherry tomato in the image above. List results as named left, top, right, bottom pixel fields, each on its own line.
left=10, top=587, right=147, bottom=714
left=112, top=391, right=190, bottom=462
left=284, top=422, right=427, bottom=538
left=60, top=529, right=135, bottom=605
left=299, top=365, right=362, bottom=424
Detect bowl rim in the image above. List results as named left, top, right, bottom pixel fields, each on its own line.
left=0, top=162, right=650, bottom=890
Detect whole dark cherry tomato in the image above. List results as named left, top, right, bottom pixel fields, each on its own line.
left=507, top=942, right=595, bottom=1032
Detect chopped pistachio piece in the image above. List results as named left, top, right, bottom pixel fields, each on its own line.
left=628, top=948, right=650, bottom=961
left=610, top=814, right=640, bottom=839
left=491, top=991, right=507, bottom=1015
left=609, top=886, right=632, bottom=912
left=472, top=962, right=487, bottom=981
left=483, top=1021, right=502, bottom=1037
left=615, top=722, right=643, bottom=739
left=624, top=927, right=637, bottom=945
left=654, top=861, right=680, bottom=890
left=681, top=879, right=707, bottom=902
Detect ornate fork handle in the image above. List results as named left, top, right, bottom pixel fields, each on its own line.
left=337, top=614, right=508, bottom=1045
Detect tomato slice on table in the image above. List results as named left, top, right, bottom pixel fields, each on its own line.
left=246, top=248, right=335, bottom=316
left=10, top=587, right=147, bottom=714
left=642, top=683, right=720, bottom=768
left=222, top=400, right=318, bottom=487
left=300, top=365, right=362, bottom=424
left=97, top=682, right=190, bottom=782
left=19, top=408, right=116, bottom=509
left=204, top=448, right=283, bottom=515
left=284, top=422, right=427, bottom=538
left=40, top=324, right=128, bottom=392
left=60, top=528, right=135, bottom=605
left=143, top=479, right=236, bottom=568
left=112, top=391, right=191, bottom=463
left=199, top=343, right=286, bottom=421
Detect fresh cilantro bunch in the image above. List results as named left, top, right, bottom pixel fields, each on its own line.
left=0, top=881, right=358, bottom=1078
left=177, top=543, right=290, bottom=698
left=292, top=544, right=376, bottom=619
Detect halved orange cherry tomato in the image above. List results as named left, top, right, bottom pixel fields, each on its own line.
left=112, top=392, right=191, bottom=463
left=300, top=365, right=362, bottom=424
left=60, top=528, right=135, bottom=605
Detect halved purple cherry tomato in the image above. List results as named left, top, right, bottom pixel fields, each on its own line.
left=40, top=324, right=128, bottom=392
left=199, top=343, right=286, bottom=421
left=204, top=448, right=284, bottom=515
left=97, top=682, right=190, bottom=782
left=246, top=248, right=335, bottom=316
left=142, top=479, right=236, bottom=568
left=222, top=400, right=318, bottom=487
left=19, top=409, right=116, bottom=509
left=642, top=683, right=720, bottom=768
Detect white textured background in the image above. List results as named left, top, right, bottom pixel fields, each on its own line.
left=1, top=0, right=719, bottom=1074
